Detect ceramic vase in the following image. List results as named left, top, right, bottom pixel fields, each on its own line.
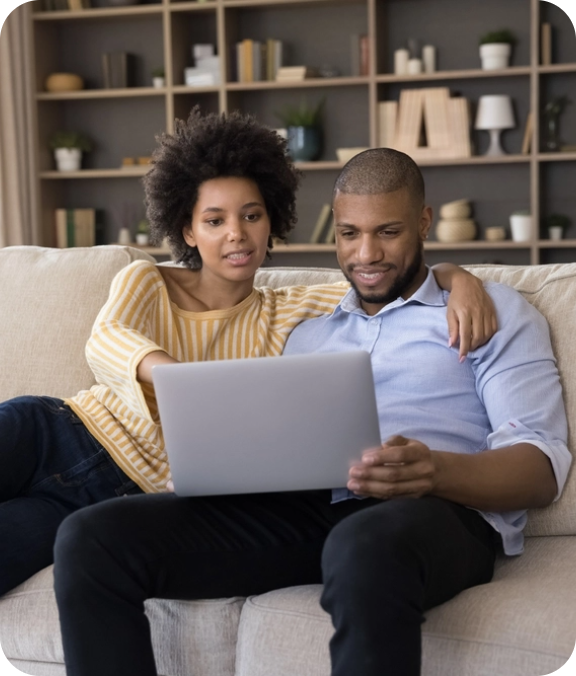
left=509, top=214, right=532, bottom=242
left=287, top=126, right=322, bottom=162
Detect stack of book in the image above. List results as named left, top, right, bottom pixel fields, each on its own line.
left=275, top=66, right=319, bottom=82
left=185, top=57, right=221, bottom=87
left=102, top=52, right=134, bottom=89
left=378, top=87, right=472, bottom=160
left=309, top=204, right=335, bottom=243
left=55, top=209, right=101, bottom=248
left=234, top=39, right=283, bottom=83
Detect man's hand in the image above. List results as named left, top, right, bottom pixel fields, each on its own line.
left=347, top=435, right=436, bottom=500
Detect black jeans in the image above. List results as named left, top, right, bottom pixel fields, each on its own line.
left=53, top=492, right=497, bottom=676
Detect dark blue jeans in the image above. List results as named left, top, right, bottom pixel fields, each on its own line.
left=0, top=396, right=142, bottom=595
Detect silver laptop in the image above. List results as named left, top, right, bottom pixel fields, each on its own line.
left=152, top=351, right=382, bottom=496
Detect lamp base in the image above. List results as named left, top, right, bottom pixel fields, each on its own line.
left=483, top=128, right=506, bottom=156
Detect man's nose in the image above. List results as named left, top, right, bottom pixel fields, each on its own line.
left=357, top=236, right=383, bottom=264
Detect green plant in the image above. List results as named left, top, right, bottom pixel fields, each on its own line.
left=274, top=98, right=325, bottom=128
left=151, top=66, right=165, bottom=78
left=544, top=213, right=570, bottom=230
left=49, top=131, right=92, bottom=152
left=137, top=219, right=150, bottom=234
left=511, top=210, right=530, bottom=216
left=479, top=29, right=516, bottom=45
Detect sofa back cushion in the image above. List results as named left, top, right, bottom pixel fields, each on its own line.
left=0, top=245, right=155, bottom=402
left=255, top=264, right=576, bottom=538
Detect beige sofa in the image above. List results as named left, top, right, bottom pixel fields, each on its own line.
left=0, top=245, right=575, bottom=676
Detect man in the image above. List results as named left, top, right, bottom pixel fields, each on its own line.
left=52, top=149, right=570, bottom=676
left=282, top=148, right=571, bottom=674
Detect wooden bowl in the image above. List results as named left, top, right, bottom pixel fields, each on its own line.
left=45, top=73, right=84, bottom=93
left=439, top=200, right=471, bottom=220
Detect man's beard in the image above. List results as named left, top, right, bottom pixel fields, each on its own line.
left=343, top=246, right=424, bottom=307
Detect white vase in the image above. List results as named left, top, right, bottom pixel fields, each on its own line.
left=548, top=226, right=563, bottom=241
left=54, top=148, right=82, bottom=171
left=152, top=77, right=165, bottom=88
left=480, top=43, right=511, bottom=70
left=509, top=214, right=532, bottom=242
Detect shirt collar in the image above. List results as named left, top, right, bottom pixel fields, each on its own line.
left=335, top=266, right=447, bottom=317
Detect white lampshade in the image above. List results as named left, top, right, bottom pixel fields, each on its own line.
left=474, top=95, right=516, bottom=156
left=475, top=95, right=515, bottom=130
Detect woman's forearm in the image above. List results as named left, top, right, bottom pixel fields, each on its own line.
left=137, top=350, right=180, bottom=384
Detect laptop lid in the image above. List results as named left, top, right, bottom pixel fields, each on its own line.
left=152, top=350, right=381, bottom=496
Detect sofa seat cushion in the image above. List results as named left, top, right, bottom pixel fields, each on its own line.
left=0, top=566, right=244, bottom=676
left=0, top=245, right=155, bottom=402
left=234, top=536, right=576, bottom=676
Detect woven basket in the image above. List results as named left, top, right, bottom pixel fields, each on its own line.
left=436, top=219, right=476, bottom=242
left=439, top=201, right=471, bottom=220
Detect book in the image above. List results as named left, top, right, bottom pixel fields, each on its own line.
left=447, top=97, right=472, bottom=158
left=55, top=209, right=98, bottom=248
left=324, top=216, right=336, bottom=244
left=422, top=88, right=451, bottom=150
left=395, top=89, right=424, bottom=151
left=275, top=66, right=317, bottom=81
left=359, top=35, right=370, bottom=76
left=102, top=52, right=134, bottom=89
left=378, top=101, right=398, bottom=148
left=541, top=22, right=552, bottom=66
left=350, top=34, right=361, bottom=76
left=309, top=203, right=332, bottom=243
left=521, top=111, right=534, bottom=154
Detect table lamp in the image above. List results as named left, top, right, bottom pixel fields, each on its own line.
left=475, top=95, right=515, bottom=156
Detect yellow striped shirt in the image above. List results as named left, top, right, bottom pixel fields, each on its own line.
left=66, top=260, right=349, bottom=493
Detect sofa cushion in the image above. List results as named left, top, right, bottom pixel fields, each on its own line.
left=0, top=566, right=244, bottom=676
left=0, top=245, right=155, bottom=402
left=234, top=537, right=576, bottom=676
left=255, top=265, right=576, bottom=538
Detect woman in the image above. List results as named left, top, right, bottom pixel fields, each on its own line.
left=0, top=109, right=494, bottom=598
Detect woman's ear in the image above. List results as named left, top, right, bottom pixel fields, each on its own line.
left=182, top=223, right=195, bottom=247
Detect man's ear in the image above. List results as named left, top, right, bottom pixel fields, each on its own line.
left=419, top=205, right=433, bottom=241
left=182, top=223, right=195, bottom=247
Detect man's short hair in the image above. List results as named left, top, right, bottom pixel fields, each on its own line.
left=334, top=148, right=425, bottom=208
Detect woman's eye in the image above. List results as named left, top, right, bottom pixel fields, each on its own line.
left=245, top=212, right=260, bottom=222
left=207, top=218, right=222, bottom=227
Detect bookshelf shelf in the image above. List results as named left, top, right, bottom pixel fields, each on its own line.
left=25, top=0, right=576, bottom=265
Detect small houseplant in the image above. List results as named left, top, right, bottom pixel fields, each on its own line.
left=151, top=66, right=165, bottom=88
left=544, top=213, right=570, bottom=241
left=275, top=98, right=325, bottom=161
left=135, top=219, right=150, bottom=246
left=479, top=30, right=516, bottom=70
left=49, top=131, right=92, bottom=171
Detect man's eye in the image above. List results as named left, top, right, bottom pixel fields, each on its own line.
left=381, top=230, right=399, bottom=237
left=339, top=230, right=355, bottom=238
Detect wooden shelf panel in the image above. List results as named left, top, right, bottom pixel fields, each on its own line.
left=268, top=241, right=534, bottom=253
left=33, top=5, right=164, bottom=20
left=226, top=76, right=368, bottom=90
left=222, top=0, right=362, bottom=7
left=537, top=240, right=576, bottom=248
left=37, top=88, right=166, bottom=100
left=172, top=85, right=221, bottom=94
left=538, top=152, right=576, bottom=162
left=376, top=66, right=532, bottom=84
left=538, top=64, right=576, bottom=74
left=40, top=168, right=150, bottom=179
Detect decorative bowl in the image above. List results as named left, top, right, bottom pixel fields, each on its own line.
left=45, top=73, right=84, bottom=93
left=439, top=199, right=471, bottom=220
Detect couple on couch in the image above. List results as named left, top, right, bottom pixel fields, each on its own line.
left=0, top=109, right=570, bottom=676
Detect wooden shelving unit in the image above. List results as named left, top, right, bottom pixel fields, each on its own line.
left=27, top=0, right=576, bottom=266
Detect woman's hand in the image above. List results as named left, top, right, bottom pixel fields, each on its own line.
left=431, top=263, right=497, bottom=360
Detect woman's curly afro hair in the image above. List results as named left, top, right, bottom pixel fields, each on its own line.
left=143, top=107, right=301, bottom=269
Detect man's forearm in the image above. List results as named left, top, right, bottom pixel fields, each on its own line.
left=431, top=443, right=558, bottom=512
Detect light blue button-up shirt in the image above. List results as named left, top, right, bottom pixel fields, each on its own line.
left=283, top=268, right=571, bottom=555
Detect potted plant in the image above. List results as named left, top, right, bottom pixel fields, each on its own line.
left=49, top=131, right=92, bottom=171
left=135, top=219, right=150, bottom=246
left=544, top=213, right=570, bottom=241
left=479, top=30, right=516, bottom=70
left=151, top=67, right=165, bottom=88
left=509, top=210, right=532, bottom=242
left=275, top=98, right=325, bottom=161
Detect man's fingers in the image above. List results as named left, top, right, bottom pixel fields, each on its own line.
left=347, top=477, right=433, bottom=500
left=447, top=310, right=459, bottom=349
left=458, top=315, right=472, bottom=361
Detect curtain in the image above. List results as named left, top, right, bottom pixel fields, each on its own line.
left=0, top=2, right=40, bottom=247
